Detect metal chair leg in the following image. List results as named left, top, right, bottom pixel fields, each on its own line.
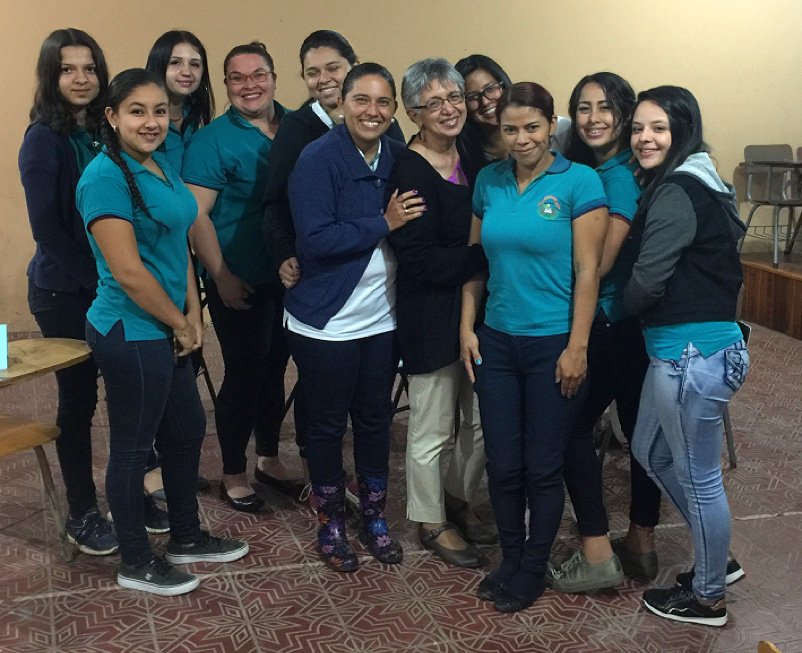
left=34, top=445, right=77, bottom=562
left=784, top=207, right=802, bottom=255
left=739, top=204, right=760, bottom=253
left=282, top=381, right=298, bottom=421
left=722, top=407, right=737, bottom=470
left=773, top=205, right=781, bottom=267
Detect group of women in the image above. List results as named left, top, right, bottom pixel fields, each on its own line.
left=19, top=25, right=749, bottom=624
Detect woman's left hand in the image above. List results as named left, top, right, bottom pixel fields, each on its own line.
left=186, top=309, right=204, bottom=352
left=555, top=346, right=587, bottom=398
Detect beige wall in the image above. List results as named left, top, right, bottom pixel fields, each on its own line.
left=2, top=0, right=801, bottom=330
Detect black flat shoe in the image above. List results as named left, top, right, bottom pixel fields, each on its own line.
left=477, top=575, right=507, bottom=602
left=493, top=584, right=542, bottom=613
left=253, top=467, right=306, bottom=499
left=419, top=523, right=484, bottom=568
left=219, top=484, right=266, bottom=513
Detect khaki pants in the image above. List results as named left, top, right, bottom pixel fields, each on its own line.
left=405, top=360, right=486, bottom=523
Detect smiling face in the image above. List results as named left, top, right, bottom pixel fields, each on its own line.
left=58, top=45, right=100, bottom=113
left=575, top=82, right=621, bottom=161
left=225, top=53, right=276, bottom=119
left=631, top=100, right=672, bottom=170
left=500, top=105, right=556, bottom=175
left=106, top=83, right=169, bottom=163
left=164, top=42, right=202, bottom=101
left=464, top=68, right=504, bottom=128
left=408, top=79, right=466, bottom=141
left=340, top=74, right=396, bottom=154
left=302, top=46, right=352, bottom=111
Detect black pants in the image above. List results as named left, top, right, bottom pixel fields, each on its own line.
left=28, top=282, right=98, bottom=517
left=563, top=313, right=662, bottom=534
left=288, top=329, right=397, bottom=486
left=205, top=279, right=304, bottom=475
left=88, top=321, right=205, bottom=565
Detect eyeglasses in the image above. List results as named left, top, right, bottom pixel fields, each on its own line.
left=465, top=82, right=504, bottom=108
left=225, top=69, right=273, bottom=86
left=413, top=91, right=465, bottom=113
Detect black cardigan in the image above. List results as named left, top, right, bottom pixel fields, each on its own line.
left=386, top=148, right=487, bottom=374
left=19, top=122, right=98, bottom=294
left=261, top=102, right=405, bottom=268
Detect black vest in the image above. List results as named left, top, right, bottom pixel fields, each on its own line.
left=633, top=174, right=743, bottom=328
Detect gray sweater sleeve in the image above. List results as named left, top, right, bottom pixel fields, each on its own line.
left=623, top=183, right=697, bottom=316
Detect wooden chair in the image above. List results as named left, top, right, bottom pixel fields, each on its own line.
left=0, top=415, right=76, bottom=561
left=758, top=641, right=781, bottom=653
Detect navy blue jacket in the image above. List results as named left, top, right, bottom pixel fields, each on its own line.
left=19, top=122, right=97, bottom=294
left=285, top=124, right=404, bottom=329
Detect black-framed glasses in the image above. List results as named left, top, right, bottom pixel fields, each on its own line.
left=225, top=69, right=273, bottom=86
left=412, top=91, right=466, bottom=113
left=465, top=82, right=504, bottom=108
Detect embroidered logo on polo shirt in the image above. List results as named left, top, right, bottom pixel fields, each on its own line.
left=538, top=195, right=561, bottom=219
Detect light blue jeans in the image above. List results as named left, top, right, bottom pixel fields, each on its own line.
left=632, top=340, right=749, bottom=600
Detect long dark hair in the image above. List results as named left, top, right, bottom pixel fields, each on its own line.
left=564, top=72, right=636, bottom=168
left=635, top=85, right=709, bottom=209
left=145, top=30, right=215, bottom=134
left=29, top=28, right=109, bottom=136
left=454, top=54, right=512, bottom=161
left=454, top=54, right=512, bottom=91
left=100, top=69, right=169, bottom=229
left=299, top=30, right=357, bottom=72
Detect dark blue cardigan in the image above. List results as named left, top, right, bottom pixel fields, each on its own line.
left=285, top=124, right=404, bottom=330
left=19, top=122, right=98, bottom=294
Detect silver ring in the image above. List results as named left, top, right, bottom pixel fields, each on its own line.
left=405, top=208, right=409, bottom=214
left=402, top=203, right=407, bottom=210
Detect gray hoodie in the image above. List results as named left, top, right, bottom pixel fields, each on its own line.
left=623, top=152, right=746, bottom=317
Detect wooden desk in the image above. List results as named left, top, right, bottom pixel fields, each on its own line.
left=0, top=338, right=91, bottom=388
left=0, top=337, right=90, bottom=562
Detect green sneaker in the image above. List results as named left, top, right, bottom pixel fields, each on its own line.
left=165, top=530, right=249, bottom=564
left=549, top=550, right=625, bottom=593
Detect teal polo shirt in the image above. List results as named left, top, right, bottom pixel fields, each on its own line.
left=473, top=153, right=607, bottom=336
left=596, top=148, right=641, bottom=323
left=68, top=127, right=102, bottom=174
left=644, top=321, right=743, bottom=359
left=181, top=104, right=287, bottom=286
left=77, top=148, right=198, bottom=341
left=159, top=108, right=197, bottom=175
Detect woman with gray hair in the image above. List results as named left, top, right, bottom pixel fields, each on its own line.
left=387, top=58, right=495, bottom=568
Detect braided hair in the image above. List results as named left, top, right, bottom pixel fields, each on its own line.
left=100, top=68, right=169, bottom=229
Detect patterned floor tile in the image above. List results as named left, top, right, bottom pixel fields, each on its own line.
left=2, top=324, right=802, bottom=651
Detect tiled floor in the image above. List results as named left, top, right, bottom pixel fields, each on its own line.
left=1, top=324, right=800, bottom=652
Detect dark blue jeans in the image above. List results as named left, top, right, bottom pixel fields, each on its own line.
left=206, top=280, right=306, bottom=474
left=474, top=326, right=587, bottom=578
left=28, top=282, right=99, bottom=517
left=287, top=329, right=398, bottom=486
left=87, top=321, right=205, bottom=566
left=563, top=313, right=662, bottom=535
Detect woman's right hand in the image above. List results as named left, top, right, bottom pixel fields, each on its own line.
left=215, top=269, right=255, bottom=309
left=460, top=328, right=482, bottom=383
left=279, top=257, right=302, bottom=289
left=173, top=320, right=199, bottom=357
left=384, top=189, right=426, bottom=231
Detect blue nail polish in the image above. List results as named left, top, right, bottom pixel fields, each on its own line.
left=475, top=358, right=482, bottom=365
